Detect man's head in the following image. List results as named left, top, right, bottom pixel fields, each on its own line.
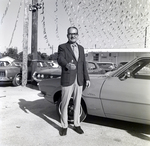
left=67, top=27, right=78, bottom=43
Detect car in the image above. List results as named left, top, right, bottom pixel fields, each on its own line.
left=38, top=55, right=150, bottom=125
left=0, top=60, right=50, bottom=86
left=32, top=61, right=105, bottom=82
left=0, top=61, right=10, bottom=67
left=46, top=60, right=59, bottom=68
left=117, top=61, right=128, bottom=69
left=96, top=62, right=116, bottom=72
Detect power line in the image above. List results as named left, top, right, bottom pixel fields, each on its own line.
left=8, top=0, right=23, bottom=47
left=1, top=0, right=11, bottom=24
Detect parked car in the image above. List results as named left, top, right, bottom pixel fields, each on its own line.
left=46, top=61, right=59, bottom=68
left=32, top=61, right=105, bottom=82
left=117, top=61, right=128, bottom=69
left=0, top=60, right=50, bottom=86
left=96, top=62, right=116, bottom=72
left=0, top=61, right=10, bottom=67
left=38, top=55, right=150, bottom=125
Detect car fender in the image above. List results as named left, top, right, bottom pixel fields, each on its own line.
left=39, top=78, right=61, bottom=103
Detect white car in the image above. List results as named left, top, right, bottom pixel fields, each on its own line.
left=38, top=55, right=150, bottom=125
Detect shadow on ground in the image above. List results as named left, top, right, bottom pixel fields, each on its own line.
left=26, top=83, right=39, bottom=90
left=18, top=96, right=150, bottom=141
left=0, top=82, right=13, bottom=87
left=18, top=98, right=61, bottom=132
left=85, top=115, right=150, bottom=141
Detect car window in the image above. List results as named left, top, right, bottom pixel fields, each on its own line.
left=97, top=63, right=113, bottom=69
left=0, top=61, right=9, bottom=66
left=87, top=62, right=97, bottom=70
left=136, top=62, right=150, bottom=76
left=37, top=61, right=48, bottom=67
left=121, top=59, right=150, bottom=80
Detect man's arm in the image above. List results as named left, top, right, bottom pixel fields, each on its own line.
left=57, top=45, right=76, bottom=70
left=82, top=48, right=90, bottom=88
left=57, top=45, right=68, bottom=67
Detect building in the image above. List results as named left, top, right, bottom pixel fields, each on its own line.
left=85, top=49, right=150, bottom=65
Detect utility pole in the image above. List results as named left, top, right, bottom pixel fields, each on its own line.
left=144, top=26, right=147, bottom=48
left=22, top=0, right=29, bottom=86
left=52, top=45, right=54, bottom=54
left=29, top=0, right=42, bottom=81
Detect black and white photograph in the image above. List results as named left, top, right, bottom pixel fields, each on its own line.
left=0, top=0, right=150, bottom=146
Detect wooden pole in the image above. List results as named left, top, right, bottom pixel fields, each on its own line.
left=31, top=0, right=38, bottom=80
left=22, top=0, right=29, bottom=86
left=144, top=26, right=147, bottom=48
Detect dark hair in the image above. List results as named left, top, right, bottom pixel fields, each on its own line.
left=67, top=26, right=78, bottom=34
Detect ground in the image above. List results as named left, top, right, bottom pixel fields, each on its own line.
left=0, top=84, right=150, bottom=146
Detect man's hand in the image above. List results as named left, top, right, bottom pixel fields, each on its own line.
left=66, top=63, right=76, bottom=70
left=86, top=80, right=90, bottom=88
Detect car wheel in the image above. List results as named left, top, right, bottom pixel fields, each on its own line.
left=12, top=74, right=22, bottom=86
left=56, top=98, right=87, bottom=123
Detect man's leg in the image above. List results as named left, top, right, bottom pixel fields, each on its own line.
left=61, top=85, right=73, bottom=128
left=73, top=83, right=83, bottom=127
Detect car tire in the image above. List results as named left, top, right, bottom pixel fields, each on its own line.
left=56, top=98, right=87, bottom=123
left=12, top=74, right=22, bottom=86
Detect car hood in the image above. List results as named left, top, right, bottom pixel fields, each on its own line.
left=0, top=66, right=19, bottom=70
left=35, top=68, right=61, bottom=75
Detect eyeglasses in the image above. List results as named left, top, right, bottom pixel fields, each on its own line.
left=68, top=33, right=78, bottom=35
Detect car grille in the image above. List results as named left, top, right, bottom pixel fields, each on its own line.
left=0, top=71, right=6, bottom=77
left=35, top=73, right=60, bottom=79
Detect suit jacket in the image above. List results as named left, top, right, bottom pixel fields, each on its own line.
left=57, top=42, right=89, bottom=87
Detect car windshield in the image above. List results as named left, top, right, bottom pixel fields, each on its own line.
left=97, top=63, right=113, bottom=69
left=37, top=61, right=49, bottom=67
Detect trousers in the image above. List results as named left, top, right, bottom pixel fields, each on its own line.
left=60, top=77, right=83, bottom=128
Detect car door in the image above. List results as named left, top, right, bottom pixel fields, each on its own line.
left=101, top=59, right=150, bottom=124
left=82, top=75, right=106, bottom=117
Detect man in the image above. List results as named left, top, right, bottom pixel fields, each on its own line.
left=57, top=26, right=90, bottom=136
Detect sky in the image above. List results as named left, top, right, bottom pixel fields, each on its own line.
left=0, top=0, right=150, bottom=55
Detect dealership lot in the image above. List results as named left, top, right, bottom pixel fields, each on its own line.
left=0, top=84, right=150, bottom=146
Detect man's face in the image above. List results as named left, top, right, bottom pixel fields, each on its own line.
left=67, top=28, right=78, bottom=43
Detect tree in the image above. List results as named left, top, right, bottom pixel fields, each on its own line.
left=3, top=47, right=19, bottom=60
left=49, top=52, right=58, bottom=60
left=18, top=52, right=23, bottom=62
left=0, top=53, right=2, bottom=58
left=41, top=53, right=48, bottom=60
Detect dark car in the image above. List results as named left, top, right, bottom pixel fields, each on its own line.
left=0, top=60, right=50, bottom=86
left=32, top=61, right=106, bottom=82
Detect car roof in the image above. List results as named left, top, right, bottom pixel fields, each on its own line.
left=96, top=62, right=115, bottom=64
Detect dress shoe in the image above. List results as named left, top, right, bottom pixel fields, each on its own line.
left=74, top=126, right=84, bottom=134
left=59, top=128, right=67, bottom=136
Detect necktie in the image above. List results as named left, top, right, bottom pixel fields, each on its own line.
left=71, top=44, right=79, bottom=60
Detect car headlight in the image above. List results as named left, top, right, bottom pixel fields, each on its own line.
left=41, top=74, right=44, bottom=78
left=37, top=74, right=41, bottom=78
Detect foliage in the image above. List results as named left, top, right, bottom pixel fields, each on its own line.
left=49, top=52, right=58, bottom=60
left=3, top=47, right=19, bottom=60
left=1, top=47, right=58, bottom=62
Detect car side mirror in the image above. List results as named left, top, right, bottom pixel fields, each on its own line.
left=126, top=71, right=131, bottom=78
left=119, top=71, right=131, bottom=81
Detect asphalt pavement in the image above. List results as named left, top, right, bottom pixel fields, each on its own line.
left=0, top=84, right=150, bottom=146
